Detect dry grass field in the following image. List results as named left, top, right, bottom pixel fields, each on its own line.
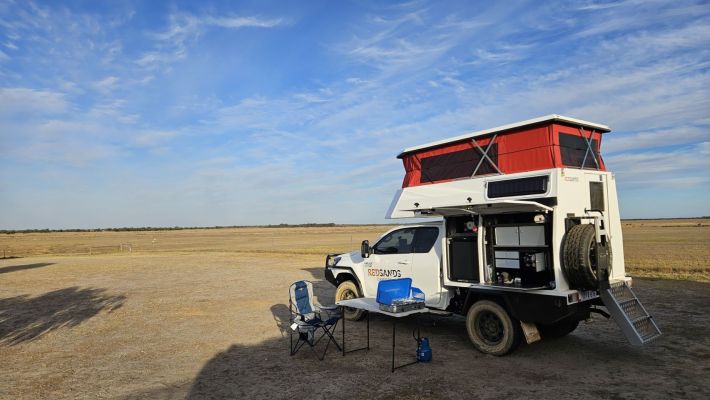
left=2, top=219, right=708, bottom=281
left=621, top=219, right=709, bottom=281
left=1, top=220, right=708, bottom=399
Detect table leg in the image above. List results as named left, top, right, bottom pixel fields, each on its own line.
left=391, top=321, right=396, bottom=373
left=341, top=306, right=369, bottom=355
left=391, top=315, right=421, bottom=373
left=417, top=315, right=420, bottom=341
left=367, top=312, right=370, bottom=350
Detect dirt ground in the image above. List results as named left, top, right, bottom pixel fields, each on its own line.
left=1, top=225, right=709, bottom=399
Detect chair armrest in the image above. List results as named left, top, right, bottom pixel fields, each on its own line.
left=319, top=304, right=338, bottom=310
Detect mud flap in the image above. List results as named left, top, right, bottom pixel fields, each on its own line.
left=520, top=321, right=541, bottom=344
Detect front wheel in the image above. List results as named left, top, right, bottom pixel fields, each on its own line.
left=466, top=300, right=522, bottom=356
left=335, top=280, right=365, bottom=321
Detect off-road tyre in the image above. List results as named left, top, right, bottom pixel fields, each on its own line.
left=466, top=300, right=522, bottom=356
left=538, top=319, right=580, bottom=339
left=562, top=223, right=600, bottom=289
left=335, top=280, right=365, bottom=321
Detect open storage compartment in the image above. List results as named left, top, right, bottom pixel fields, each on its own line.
left=483, top=213, right=554, bottom=288
left=446, top=215, right=480, bottom=283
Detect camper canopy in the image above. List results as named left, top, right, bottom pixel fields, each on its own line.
left=398, top=115, right=610, bottom=188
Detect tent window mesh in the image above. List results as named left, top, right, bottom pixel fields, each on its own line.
left=420, top=144, right=498, bottom=183
left=559, top=133, right=599, bottom=169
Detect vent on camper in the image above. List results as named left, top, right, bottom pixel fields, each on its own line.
left=488, top=176, right=549, bottom=198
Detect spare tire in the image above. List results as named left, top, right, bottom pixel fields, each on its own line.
left=562, top=223, right=601, bottom=289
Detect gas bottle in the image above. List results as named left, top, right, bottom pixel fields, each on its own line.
left=416, top=337, right=432, bottom=362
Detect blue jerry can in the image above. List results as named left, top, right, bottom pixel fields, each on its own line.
left=417, top=337, right=432, bottom=362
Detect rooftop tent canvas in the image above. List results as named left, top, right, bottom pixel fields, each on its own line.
left=398, top=115, right=609, bottom=188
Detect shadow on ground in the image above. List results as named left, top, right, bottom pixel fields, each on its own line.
left=122, top=279, right=709, bottom=400
left=270, top=303, right=291, bottom=338
left=0, top=262, right=53, bottom=275
left=0, top=286, right=126, bottom=345
left=185, top=313, right=448, bottom=400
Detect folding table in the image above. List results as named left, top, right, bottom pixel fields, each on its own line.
left=336, top=297, right=429, bottom=372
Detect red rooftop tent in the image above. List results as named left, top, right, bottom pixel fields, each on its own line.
left=398, top=116, right=610, bottom=188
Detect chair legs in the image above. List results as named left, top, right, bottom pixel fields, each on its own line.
left=290, top=321, right=342, bottom=360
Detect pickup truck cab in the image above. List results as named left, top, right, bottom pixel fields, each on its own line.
left=325, top=222, right=449, bottom=315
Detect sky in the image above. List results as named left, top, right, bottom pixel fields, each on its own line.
left=0, top=0, right=708, bottom=229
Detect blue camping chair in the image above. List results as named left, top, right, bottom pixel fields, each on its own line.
left=289, top=280, right=342, bottom=360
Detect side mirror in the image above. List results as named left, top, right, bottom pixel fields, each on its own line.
left=361, top=240, right=371, bottom=258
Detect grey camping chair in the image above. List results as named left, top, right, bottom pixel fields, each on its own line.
left=289, top=280, right=342, bottom=360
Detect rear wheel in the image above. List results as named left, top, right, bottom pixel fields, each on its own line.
left=538, top=319, right=580, bottom=339
left=466, top=300, right=522, bottom=356
left=335, top=280, right=365, bottom=321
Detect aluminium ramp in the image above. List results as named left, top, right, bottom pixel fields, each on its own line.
left=600, top=281, right=662, bottom=345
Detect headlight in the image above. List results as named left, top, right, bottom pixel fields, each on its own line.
left=326, top=255, right=341, bottom=267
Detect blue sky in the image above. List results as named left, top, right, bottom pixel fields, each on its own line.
left=0, top=0, right=708, bottom=229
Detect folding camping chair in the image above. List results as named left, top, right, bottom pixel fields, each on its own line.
left=289, top=280, right=342, bottom=360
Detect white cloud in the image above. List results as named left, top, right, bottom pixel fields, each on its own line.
left=138, top=12, right=285, bottom=70
left=93, top=76, right=119, bottom=92
left=576, top=1, right=631, bottom=11
left=604, top=126, right=710, bottom=153
left=344, top=9, right=488, bottom=73
left=26, top=141, right=120, bottom=167
left=132, top=129, right=180, bottom=147
left=573, top=1, right=709, bottom=37
left=468, top=43, right=533, bottom=64
left=0, top=88, right=69, bottom=115
left=135, top=52, right=167, bottom=67
left=605, top=143, right=710, bottom=188
left=195, top=15, right=283, bottom=29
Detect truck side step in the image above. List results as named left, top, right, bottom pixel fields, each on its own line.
left=600, top=281, right=661, bottom=345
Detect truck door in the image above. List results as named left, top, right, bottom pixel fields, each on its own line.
left=410, top=227, right=444, bottom=307
left=366, top=228, right=415, bottom=297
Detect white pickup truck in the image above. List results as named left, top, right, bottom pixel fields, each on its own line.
left=324, top=115, right=660, bottom=355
